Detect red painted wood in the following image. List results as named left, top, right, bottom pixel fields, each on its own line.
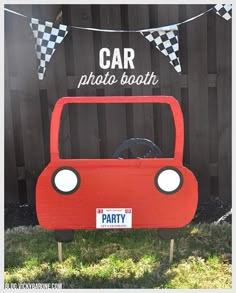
left=36, top=96, right=198, bottom=230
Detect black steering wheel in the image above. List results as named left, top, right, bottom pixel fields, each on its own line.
left=113, top=138, right=162, bottom=159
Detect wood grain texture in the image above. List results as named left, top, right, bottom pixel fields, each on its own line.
left=4, top=50, right=19, bottom=203
left=127, top=5, right=154, bottom=144
left=99, top=5, right=127, bottom=158
left=5, top=5, right=45, bottom=204
left=186, top=5, right=210, bottom=199
left=69, top=5, right=100, bottom=159
left=216, top=16, right=232, bottom=202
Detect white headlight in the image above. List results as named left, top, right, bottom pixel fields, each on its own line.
left=52, top=167, right=80, bottom=194
left=155, top=167, right=183, bottom=194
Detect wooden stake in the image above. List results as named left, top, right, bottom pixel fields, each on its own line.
left=169, top=239, right=174, bottom=263
left=58, top=242, right=62, bottom=262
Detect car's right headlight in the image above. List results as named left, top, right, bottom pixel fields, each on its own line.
left=154, top=167, right=183, bottom=194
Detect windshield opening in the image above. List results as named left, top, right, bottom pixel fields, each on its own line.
left=58, top=102, right=175, bottom=159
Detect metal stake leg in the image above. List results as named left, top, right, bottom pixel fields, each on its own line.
left=169, top=239, right=174, bottom=263
left=58, top=242, right=62, bottom=262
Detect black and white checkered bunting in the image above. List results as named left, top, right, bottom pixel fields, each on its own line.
left=141, top=27, right=181, bottom=74
left=213, top=4, right=232, bottom=21
left=29, top=18, right=69, bottom=80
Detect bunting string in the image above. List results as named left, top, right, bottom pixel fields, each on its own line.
left=4, top=6, right=215, bottom=32
left=4, top=8, right=28, bottom=18
left=4, top=4, right=232, bottom=80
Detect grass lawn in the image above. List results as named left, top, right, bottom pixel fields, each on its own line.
left=4, top=223, right=231, bottom=289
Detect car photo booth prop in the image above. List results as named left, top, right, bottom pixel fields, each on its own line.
left=36, top=96, right=198, bottom=231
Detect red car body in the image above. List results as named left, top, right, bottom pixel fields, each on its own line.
left=36, top=96, right=198, bottom=230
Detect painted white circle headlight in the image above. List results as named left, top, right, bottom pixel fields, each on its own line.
left=154, top=167, right=183, bottom=194
left=52, top=167, right=80, bottom=194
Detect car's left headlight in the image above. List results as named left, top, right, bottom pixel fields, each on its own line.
left=52, top=167, right=80, bottom=195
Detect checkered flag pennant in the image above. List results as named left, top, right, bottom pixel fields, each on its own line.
left=140, top=25, right=181, bottom=74
left=29, top=18, right=70, bottom=80
left=213, top=4, right=232, bottom=21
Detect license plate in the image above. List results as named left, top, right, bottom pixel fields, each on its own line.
left=96, top=208, right=132, bottom=229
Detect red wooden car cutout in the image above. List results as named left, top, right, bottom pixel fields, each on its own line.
left=36, top=96, right=198, bottom=233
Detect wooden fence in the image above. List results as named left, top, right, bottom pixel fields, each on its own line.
left=4, top=4, right=232, bottom=205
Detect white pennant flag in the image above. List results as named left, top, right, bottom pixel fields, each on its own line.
left=213, top=4, right=232, bottom=21
left=29, top=18, right=70, bottom=80
left=140, top=25, right=181, bottom=74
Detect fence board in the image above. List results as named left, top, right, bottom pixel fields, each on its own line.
left=216, top=17, right=232, bottom=202
left=181, top=88, right=190, bottom=167
left=100, top=5, right=127, bottom=158
left=157, top=5, right=180, bottom=158
left=186, top=5, right=210, bottom=199
left=207, top=5, right=216, bottom=74
left=70, top=5, right=100, bottom=159
left=178, top=5, right=188, bottom=75
left=8, top=5, right=45, bottom=204
left=149, top=7, right=163, bottom=153
left=36, top=5, right=72, bottom=160
left=127, top=5, right=154, bottom=142
left=4, top=51, right=19, bottom=203
left=208, top=87, right=218, bottom=165
left=5, top=6, right=26, bottom=197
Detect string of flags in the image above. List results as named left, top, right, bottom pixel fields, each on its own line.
left=213, top=4, right=232, bottom=21
left=141, top=25, right=181, bottom=74
left=29, top=18, right=70, bottom=80
left=4, top=4, right=232, bottom=80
